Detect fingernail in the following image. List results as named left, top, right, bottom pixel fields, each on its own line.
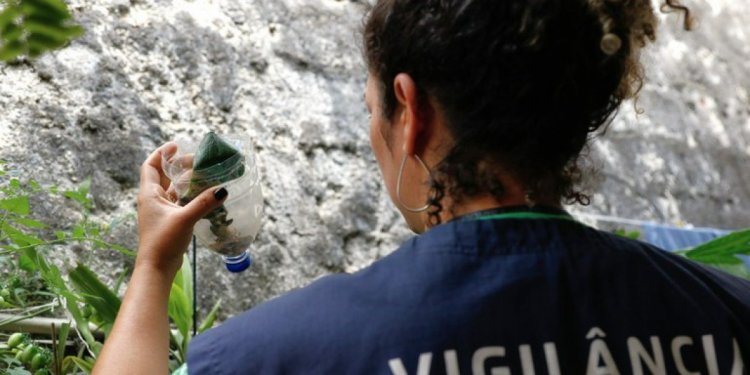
left=214, top=188, right=228, bottom=201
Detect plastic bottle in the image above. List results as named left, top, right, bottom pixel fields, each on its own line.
left=162, top=133, right=263, bottom=272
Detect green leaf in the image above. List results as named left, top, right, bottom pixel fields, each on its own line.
left=24, top=20, right=70, bottom=42
left=0, top=196, right=30, bottom=215
left=22, top=8, right=66, bottom=24
left=1, top=244, right=19, bottom=251
left=2, top=22, right=24, bottom=41
left=104, top=242, right=135, bottom=257
left=0, top=7, right=20, bottom=32
left=710, top=263, right=750, bottom=280
left=27, top=32, right=66, bottom=52
left=62, top=191, right=89, bottom=207
left=28, top=179, right=40, bottom=191
left=23, top=0, right=71, bottom=18
left=168, top=283, right=192, bottom=339
left=169, top=255, right=195, bottom=341
left=685, top=229, right=750, bottom=265
left=0, top=2, right=84, bottom=61
left=72, top=224, right=85, bottom=238
left=613, top=229, right=641, bottom=240
left=198, top=298, right=222, bottom=333
left=13, top=217, right=46, bottom=229
left=25, top=247, right=65, bottom=291
left=193, top=132, right=242, bottom=170
left=18, top=251, right=37, bottom=272
left=0, top=42, right=24, bottom=61
left=6, top=367, right=32, bottom=375
left=174, top=254, right=193, bottom=309
left=55, top=322, right=71, bottom=370
left=64, top=356, right=94, bottom=374
left=62, top=178, right=93, bottom=208
left=68, top=263, right=121, bottom=333
left=1, top=356, right=23, bottom=368
left=78, top=177, right=92, bottom=196
left=61, top=293, right=98, bottom=353
left=55, top=230, right=66, bottom=240
left=185, top=132, right=245, bottom=201
left=2, top=223, right=43, bottom=246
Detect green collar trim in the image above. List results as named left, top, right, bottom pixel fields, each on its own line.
left=474, top=212, right=577, bottom=222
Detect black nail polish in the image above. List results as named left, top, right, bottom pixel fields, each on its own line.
left=214, top=188, right=228, bottom=201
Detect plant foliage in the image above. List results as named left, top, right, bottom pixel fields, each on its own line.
left=0, top=163, right=220, bottom=373
left=683, top=229, right=750, bottom=279
left=0, top=0, right=83, bottom=62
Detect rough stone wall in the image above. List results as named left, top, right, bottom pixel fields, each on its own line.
left=579, top=0, right=750, bottom=230
left=0, top=0, right=748, bottom=318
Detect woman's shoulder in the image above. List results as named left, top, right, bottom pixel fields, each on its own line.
left=186, top=220, right=750, bottom=373
left=184, top=257, right=414, bottom=373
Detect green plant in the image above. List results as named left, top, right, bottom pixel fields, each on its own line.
left=1, top=162, right=221, bottom=373
left=682, top=229, right=750, bottom=280
left=0, top=269, right=54, bottom=310
left=613, top=228, right=641, bottom=240
left=1, top=331, right=53, bottom=374
left=168, top=256, right=222, bottom=371
left=0, top=161, right=130, bottom=372
left=613, top=227, right=750, bottom=280
left=0, top=0, right=83, bottom=62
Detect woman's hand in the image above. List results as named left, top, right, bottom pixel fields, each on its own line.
left=94, top=143, right=228, bottom=375
left=136, top=143, right=228, bottom=276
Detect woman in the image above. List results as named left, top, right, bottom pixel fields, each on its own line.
left=95, top=0, right=750, bottom=374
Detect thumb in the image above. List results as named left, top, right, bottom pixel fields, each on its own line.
left=181, top=187, right=229, bottom=224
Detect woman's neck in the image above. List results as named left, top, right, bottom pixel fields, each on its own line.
left=436, top=193, right=562, bottom=225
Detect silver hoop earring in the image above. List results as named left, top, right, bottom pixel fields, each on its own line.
left=396, top=154, right=431, bottom=213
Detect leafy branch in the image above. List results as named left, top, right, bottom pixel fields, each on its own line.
left=0, top=0, right=83, bottom=62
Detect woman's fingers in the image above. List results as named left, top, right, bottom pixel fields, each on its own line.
left=160, top=148, right=195, bottom=200
left=141, top=143, right=177, bottom=192
left=181, top=187, right=229, bottom=225
left=166, top=184, right=178, bottom=203
left=140, top=151, right=161, bottom=190
left=177, top=153, right=194, bottom=169
left=158, top=143, right=178, bottom=190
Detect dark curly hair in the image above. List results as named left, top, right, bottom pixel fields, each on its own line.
left=363, top=0, right=692, bottom=225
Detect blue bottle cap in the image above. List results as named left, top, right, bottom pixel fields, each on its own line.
left=224, top=251, right=252, bottom=273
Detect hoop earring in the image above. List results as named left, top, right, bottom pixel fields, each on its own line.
left=396, top=154, right=431, bottom=213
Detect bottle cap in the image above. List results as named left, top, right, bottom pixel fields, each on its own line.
left=224, top=251, right=252, bottom=273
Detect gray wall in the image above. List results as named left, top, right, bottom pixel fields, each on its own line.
left=0, top=0, right=748, bottom=318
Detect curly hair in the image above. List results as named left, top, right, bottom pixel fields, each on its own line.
left=363, top=0, right=692, bottom=225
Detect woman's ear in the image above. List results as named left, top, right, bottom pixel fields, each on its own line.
left=392, top=73, right=423, bottom=156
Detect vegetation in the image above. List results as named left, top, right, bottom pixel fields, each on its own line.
left=0, top=8, right=220, bottom=370
left=682, top=229, right=750, bottom=279
left=613, top=228, right=750, bottom=280
left=0, top=0, right=83, bottom=62
left=0, top=162, right=220, bottom=374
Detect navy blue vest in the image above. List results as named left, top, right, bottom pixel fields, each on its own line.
left=187, top=208, right=750, bottom=374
